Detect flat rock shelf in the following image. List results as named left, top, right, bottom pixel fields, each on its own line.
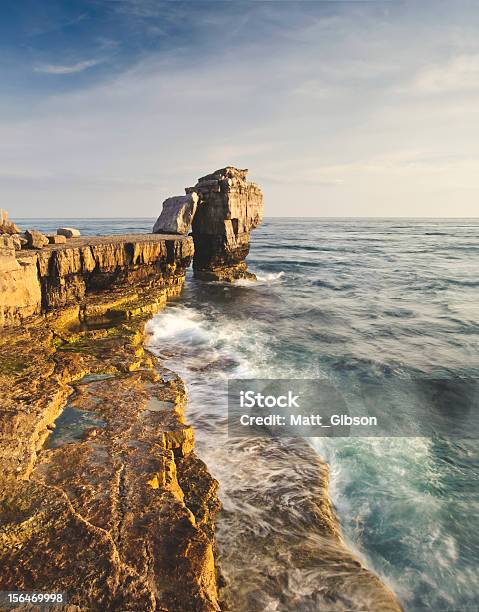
left=0, top=284, right=221, bottom=611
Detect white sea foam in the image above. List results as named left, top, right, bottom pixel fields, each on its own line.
left=146, top=304, right=263, bottom=379
left=146, top=299, right=363, bottom=610
left=235, top=270, right=285, bottom=287
left=254, top=270, right=285, bottom=284
left=146, top=307, right=210, bottom=346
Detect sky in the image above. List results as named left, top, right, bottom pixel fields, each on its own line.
left=1, top=0, right=478, bottom=218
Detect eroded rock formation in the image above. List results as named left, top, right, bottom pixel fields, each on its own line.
left=0, top=233, right=193, bottom=327
left=187, top=167, right=263, bottom=281
left=1, top=229, right=221, bottom=611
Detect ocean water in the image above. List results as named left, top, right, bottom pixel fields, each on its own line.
left=21, top=217, right=479, bottom=611
left=14, top=217, right=154, bottom=236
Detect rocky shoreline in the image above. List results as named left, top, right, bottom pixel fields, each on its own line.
left=0, top=168, right=402, bottom=611
left=0, top=239, right=223, bottom=610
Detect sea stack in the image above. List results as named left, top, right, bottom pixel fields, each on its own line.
left=187, top=167, right=263, bottom=281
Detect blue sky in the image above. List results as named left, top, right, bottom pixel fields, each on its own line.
left=1, top=0, right=479, bottom=217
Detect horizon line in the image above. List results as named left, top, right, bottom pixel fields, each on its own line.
left=11, top=216, right=479, bottom=221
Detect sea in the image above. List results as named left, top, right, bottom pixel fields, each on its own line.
left=19, top=217, right=479, bottom=612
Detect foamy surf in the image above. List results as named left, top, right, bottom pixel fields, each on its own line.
left=244, top=270, right=286, bottom=285
left=145, top=287, right=401, bottom=610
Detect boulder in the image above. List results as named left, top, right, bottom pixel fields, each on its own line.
left=25, top=230, right=49, bottom=249
left=153, top=193, right=198, bottom=235
left=57, top=227, right=81, bottom=238
left=11, top=234, right=27, bottom=250
left=0, top=209, right=21, bottom=235
left=47, top=234, right=67, bottom=244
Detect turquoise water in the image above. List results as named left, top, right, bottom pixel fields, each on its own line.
left=24, top=217, right=479, bottom=610
left=252, top=219, right=479, bottom=611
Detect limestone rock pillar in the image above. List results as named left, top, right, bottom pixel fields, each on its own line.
left=187, top=167, right=263, bottom=281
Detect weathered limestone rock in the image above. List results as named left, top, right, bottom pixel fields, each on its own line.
left=0, top=236, right=17, bottom=271
left=47, top=234, right=67, bottom=244
left=153, top=192, right=199, bottom=235
left=187, top=167, right=263, bottom=281
left=12, top=234, right=27, bottom=250
left=25, top=229, right=49, bottom=249
left=32, top=234, right=194, bottom=311
left=0, top=209, right=21, bottom=235
left=0, top=234, right=194, bottom=328
left=0, top=237, right=41, bottom=326
left=57, top=227, right=81, bottom=238
left=0, top=289, right=221, bottom=611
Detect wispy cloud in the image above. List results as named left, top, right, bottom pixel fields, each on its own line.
left=406, top=53, right=479, bottom=95
left=33, top=59, right=104, bottom=75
